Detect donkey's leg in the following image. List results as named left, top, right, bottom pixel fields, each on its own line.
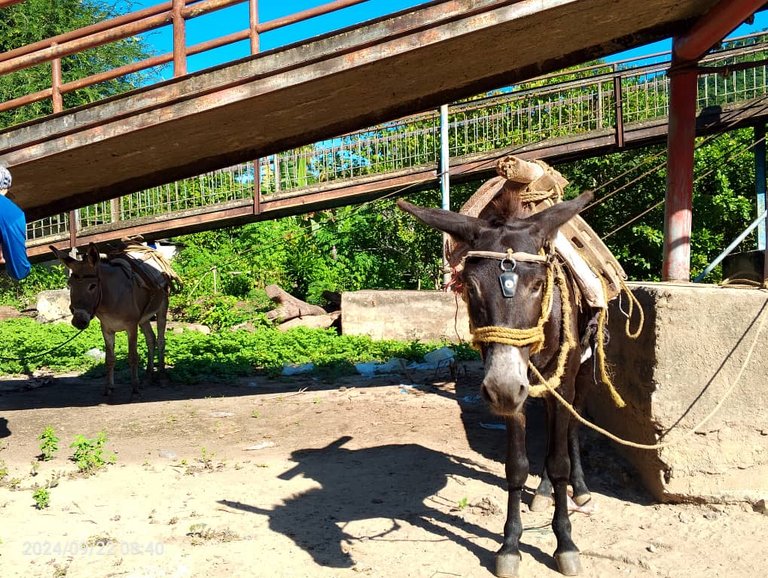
left=546, top=397, right=581, bottom=576
left=155, top=292, right=169, bottom=378
left=569, top=362, right=593, bottom=506
left=140, top=321, right=156, bottom=383
left=102, top=328, right=116, bottom=397
left=127, top=325, right=141, bottom=395
left=536, top=362, right=593, bottom=512
left=532, top=398, right=554, bottom=511
left=496, top=412, right=529, bottom=578
left=531, top=467, right=554, bottom=512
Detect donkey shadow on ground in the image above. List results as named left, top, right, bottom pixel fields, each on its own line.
left=220, top=435, right=554, bottom=573
left=218, top=361, right=649, bottom=574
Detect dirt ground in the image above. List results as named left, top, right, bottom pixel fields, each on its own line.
left=0, top=361, right=764, bottom=578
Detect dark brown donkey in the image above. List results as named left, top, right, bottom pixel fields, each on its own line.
left=398, top=191, right=596, bottom=577
left=51, top=243, right=175, bottom=397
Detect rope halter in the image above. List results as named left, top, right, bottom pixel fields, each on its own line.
left=463, top=248, right=554, bottom=353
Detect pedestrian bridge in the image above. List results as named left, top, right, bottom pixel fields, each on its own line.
left=19, top=26, right=768, bottom=260
left=1, top=0, right=719, bottom=222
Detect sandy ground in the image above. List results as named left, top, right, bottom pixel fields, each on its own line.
left=0, top=361, right=764, bottom=578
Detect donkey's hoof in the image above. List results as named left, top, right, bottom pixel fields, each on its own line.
left=495, top=552, right=521, bottom=578
left=530, top=493, right=553, bottom=512
left=555, top=551, right=581, bottom=576
left=573, top=492, right=592, bottom=507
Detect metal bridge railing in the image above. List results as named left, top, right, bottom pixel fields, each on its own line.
left=22, top=30, right=768, bottom=249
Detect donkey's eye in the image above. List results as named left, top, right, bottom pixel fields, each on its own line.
left=88, top=283, right=97, bottom=291
left=532, top=279, right=545, bottom=293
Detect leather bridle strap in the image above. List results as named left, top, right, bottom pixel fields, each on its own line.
left=463, top=249, right=547, bottom=264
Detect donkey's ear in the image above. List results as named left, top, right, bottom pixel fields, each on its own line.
left=85, top=243, right=101, bottom=266
left=397, top=199, right=484, bottom=244
left=529, top=190, right=594, bottom=243
left=49, top=245, right=76, bottom=267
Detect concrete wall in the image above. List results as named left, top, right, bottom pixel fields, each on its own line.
left=342, top=286, right=768, bottom=504
left=590, top=282, right=768, bottom=503
left=342, top=290, right=470, bottom=342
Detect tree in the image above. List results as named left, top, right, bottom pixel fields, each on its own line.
left=0, top=0, right=155, bottom=128
left=561, top=128, right=758, bottom=281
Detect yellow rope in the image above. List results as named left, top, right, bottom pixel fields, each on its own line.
left=595, top=306, right=626, bottom=408
left=471, top=265, right=555, bottom=353
left=528, top=261, right=577, bottom=397
left=472, top=326, right=544, bottom=347
left=619, top=278, right=644, bottom=339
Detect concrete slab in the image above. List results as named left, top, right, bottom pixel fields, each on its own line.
left=342, top=290, right=470, bottom=343
left=590, top=282, right=768, bottom=503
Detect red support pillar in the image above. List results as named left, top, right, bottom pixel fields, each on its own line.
left=661, top=0, right=766, bottom=281
left=662, top=48, right=698, bottom=282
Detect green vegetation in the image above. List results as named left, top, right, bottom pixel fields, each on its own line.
left=38, top=426, right=60, bottom=462
left=70, top=432, right=116, bottom=475
left=32, top=487, right=50, bottom=510
left=0, top=316, right=476, bottom=381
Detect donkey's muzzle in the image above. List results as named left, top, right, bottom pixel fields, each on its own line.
left=71, top=310, right=92, bottom=330
left=480, top=345, right=530, bottom=415
left=481, top=379, right=529, bottom=415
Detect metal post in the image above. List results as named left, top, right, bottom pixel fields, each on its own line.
left=51, top=53, right=63, bottom=113
left=172, top=0, right=187, bottom=77
left=68, top=209, right=78, bottom=253
left=596, top=81, right=603, bottom=129
left=249, top=0, right=260, bottom=54
left=693, top=207, right=768, bottom=282
left=250, top=0, right=261, bottom=215
left=110, top=198, right=120, bottom=223
left=662, top=46, right=698, bottom=282
left=274, top=154, right=281, bottom=192
left=440, top=104, right=451, bottom=288
left=613, top=74, right=624, bottom=148
left=756, top=124, right=766, bottom=252
left=253, top=159, right=261, bottom=215
left=759, top=124, right=768, bottom=286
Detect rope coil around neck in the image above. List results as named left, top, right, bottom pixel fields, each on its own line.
left=465, top=250, right=627, bottom=404
left=471, top=263, right=554, bottom=354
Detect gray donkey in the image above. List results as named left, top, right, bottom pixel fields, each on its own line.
left=51, top=243, right=178, bottom=397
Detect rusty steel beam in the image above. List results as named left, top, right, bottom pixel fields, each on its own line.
left=0, top=0, right=245, bottom=75
left=249, top=0, right=259, bottom=53
left=663, top=0, right=765, bottom=281
left=674, top=0, right=767, bottom=62
left=173, top=0, right=187, bottom=76
left=662, top=56, right=698, bottom=282
left=0, top=12, right=173, bottom=76
left=0, top=87, right=52, bottom=114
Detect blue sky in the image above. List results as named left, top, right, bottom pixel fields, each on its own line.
left=121, top=1, right=768, bottom=78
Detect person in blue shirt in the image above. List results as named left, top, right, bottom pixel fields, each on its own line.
left=0, top=166, right=31, bottom=281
